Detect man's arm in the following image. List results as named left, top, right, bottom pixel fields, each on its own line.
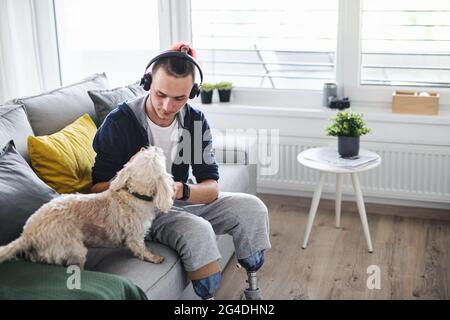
left=92, top=179, right=219, bottom=203
left=90, top=147, right=145, bottom=194
left=190, top=113, right=220, bottom=201
left=174, top=179, right=218, bottom=204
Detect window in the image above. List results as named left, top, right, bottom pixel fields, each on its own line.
left=41, top=0, right=449, bottom=106
left=190, top=0, right=339, bottom=90
left=54, top=0, right=161, bottom=87
left=360, top=0, right=450, bottom=88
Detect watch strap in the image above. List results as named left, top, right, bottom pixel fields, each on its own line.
left=180, top=182, right=190, bottom=201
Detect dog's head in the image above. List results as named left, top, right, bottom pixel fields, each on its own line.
left=110, top=146, right=174, bottom=212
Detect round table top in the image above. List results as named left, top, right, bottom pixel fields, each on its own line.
left=297, top=147, right=381, bottom=173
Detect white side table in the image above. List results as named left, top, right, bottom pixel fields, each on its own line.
left=297, top=147, right=381, bottom=253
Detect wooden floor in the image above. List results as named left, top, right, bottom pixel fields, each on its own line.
left=216, top=194, right=450, bottom=300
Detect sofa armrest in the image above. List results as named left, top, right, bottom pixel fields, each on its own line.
left=213, top=134, right=257, bottom=195
left=213, top=134, right=257, bottom=166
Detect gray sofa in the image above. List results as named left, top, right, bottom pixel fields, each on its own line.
left=0, top=73, right=257, bottom=299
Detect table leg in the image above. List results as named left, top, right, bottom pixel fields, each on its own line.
left=335, top=173, right=343, bottom=228
left=351, top=173, right=374, bottom=253
left=302, top=172, right=326, bottom=249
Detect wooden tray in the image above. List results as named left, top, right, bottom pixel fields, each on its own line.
left=392, top=90, right=439, bottom=115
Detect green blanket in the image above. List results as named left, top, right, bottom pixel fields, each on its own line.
left=0, top=260, right=147, bottom=300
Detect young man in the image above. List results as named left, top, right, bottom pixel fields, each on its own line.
left=90, top=43, right=271, bottom=300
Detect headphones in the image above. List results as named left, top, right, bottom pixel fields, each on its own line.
left=140, top=50, right=204, bottom=99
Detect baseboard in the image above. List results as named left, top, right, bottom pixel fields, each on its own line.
left=258, top=186, right=450, bottom=211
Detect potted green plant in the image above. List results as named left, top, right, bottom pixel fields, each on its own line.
left=326, top=109, right=371, bottom=158
left=215, top=81, right=233, bottom=102
left=200, top=83, right=215, bottom=104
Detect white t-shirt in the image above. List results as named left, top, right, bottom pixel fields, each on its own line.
left=146, top=117, right=179, bottom=174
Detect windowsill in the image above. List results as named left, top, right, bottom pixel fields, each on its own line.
left=195, top=102, right=450, bottom=126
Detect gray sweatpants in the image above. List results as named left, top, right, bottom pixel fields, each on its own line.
left=147, top=192, right=271, bottom=272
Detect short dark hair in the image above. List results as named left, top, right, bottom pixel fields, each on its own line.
left=152, top=57, right=195, bottom=81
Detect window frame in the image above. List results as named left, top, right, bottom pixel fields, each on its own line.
left=341, top=0, right=450, bottom=107
left=184, top=0, right=450, bottom=107
left=38, top=0, right=449, bottom=108
left=183, top=0, right=332, bottom=107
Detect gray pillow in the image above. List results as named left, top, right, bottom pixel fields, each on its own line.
left=0, top=140, right=59, bottom=246
left=14, top=73, right=109, bottom=136
left=0, top=105, right=34, bottom=164
left=88, top=82, right=146, bottom=126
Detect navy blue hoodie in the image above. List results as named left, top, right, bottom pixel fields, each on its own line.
left=91, top=94, right=219, bottom=185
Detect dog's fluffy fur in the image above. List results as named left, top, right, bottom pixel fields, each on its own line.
left=0, top=146, right=174, bottom=268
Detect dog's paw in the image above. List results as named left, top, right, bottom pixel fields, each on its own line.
left=146, top=254, right=164, bottom=264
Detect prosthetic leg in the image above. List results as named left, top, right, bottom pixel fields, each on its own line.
left=192, top=251, right=265, bottom=300
left=191, top=272, right=222, bottom=300
left=237, top=250, right=265, bottom=300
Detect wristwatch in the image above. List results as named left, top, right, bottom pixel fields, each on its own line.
left=180, top=182, right=190, bottom=201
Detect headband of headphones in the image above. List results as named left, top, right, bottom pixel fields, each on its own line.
left=143, top=50, right=204, bottom=85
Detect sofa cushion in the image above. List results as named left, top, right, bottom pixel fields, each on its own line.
left=27, top=114, right=97, bottom=194
left=88, top=82, right=146, bottom=126
left=0, top=105, right=34, bottom=163
left=86, top=234, right=235, bottom=299
left=86, top=242, right=187, bottom=300
left=14, top=73, right=109, bottom=136
left=0, top=140, right=58, bottom=246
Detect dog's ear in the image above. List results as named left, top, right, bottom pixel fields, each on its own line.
left=154, top=174, right=174, bottom=213
left=110, top=168, right=129, bottom=191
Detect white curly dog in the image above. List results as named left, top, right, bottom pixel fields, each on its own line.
left=0, top=146, right=174, bottom=268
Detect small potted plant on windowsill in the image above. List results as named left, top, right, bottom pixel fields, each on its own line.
left=216, top=81, right=233, bottom=102
left=326, top=109, right=371, bottom=158
left=200, top=83, right=215, bottom=104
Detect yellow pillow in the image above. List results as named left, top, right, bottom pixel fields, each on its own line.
left=28, top=114, right=97, bottom=194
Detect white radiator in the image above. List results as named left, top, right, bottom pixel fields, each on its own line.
left=257, top=137, right=450, bottom=205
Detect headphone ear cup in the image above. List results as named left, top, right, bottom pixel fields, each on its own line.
left=189, top=83, right=199, bottom=99
left=141, top=73, right=152, bottom=91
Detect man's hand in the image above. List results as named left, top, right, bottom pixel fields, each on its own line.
left=90, top=181, right=110, bottom=193
left=170, top=42, right=197, bottom=59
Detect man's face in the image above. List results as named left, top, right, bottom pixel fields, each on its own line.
left=149, top=68, right=193, bottom=123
